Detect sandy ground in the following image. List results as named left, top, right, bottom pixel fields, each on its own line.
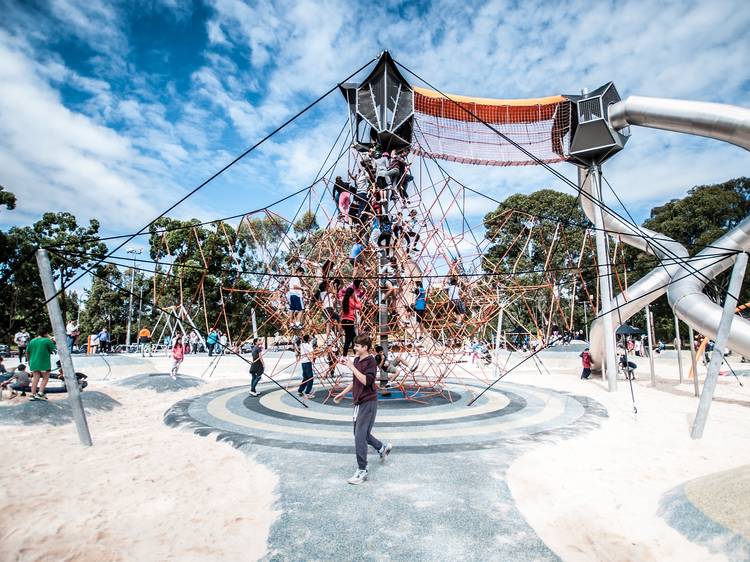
left=2, top=351, right=749, bottom=560
left=0, top=380, right=278, bottom=562
left=505, top=369, right=750, bottom=562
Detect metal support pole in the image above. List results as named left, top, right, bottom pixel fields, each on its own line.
left=251, top=308, right=258, bottom=340
left=688, top=325, right=700, bottom=397
left=492, top=300, right=504, bottom=380
left=691, top=252, right=748, bottom=439
left=36, top=249, right=93, bottom=446
left=125, top=248, right=141, bottom=350
left=378, top=199, right=389, bottom=366
left=583, top=300, right=589, bottom=342
left=645, top=305, right=656, bottom=386
left=674, top=314, right=684, bottom=384
left=590, top=165, right=618, bottom=391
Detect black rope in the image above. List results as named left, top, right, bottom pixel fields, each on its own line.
left=39, top=55, right=379, bottom=308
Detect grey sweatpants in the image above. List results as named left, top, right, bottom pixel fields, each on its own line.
left=353, top=399, right=382, bottom=470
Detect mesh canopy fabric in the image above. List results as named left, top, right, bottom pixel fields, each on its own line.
left=412, top=87, right=572, bottom=167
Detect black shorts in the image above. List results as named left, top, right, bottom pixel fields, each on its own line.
left=324, top=307, right=340, bottom=322
left=452, top=299, right=466, bottom=315
left=415, top=309, right=425, bottom=323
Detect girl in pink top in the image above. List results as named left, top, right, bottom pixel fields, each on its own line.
left=171, top=339, right=185, bottom=380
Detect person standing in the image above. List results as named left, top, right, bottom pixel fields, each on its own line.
left=27, top=327, right=56, bottom=401
left=297, top=334, right=315, bottom=398
left=14, top=327, right=30, bottom=362
left=65, top=320, right=79, bottom=353
left=340, top=287, right=361, bottom=356
left=206, top=329, right=218, bottom=357
left=334, top=335, right=392, bottom=485
left=287, top=267, right=306, bottom=330
left=249, top=338, right=264, bottom=397
left=580, top=348, right=592, bottom=380
left=138, top=326, right=152, bottom=356
left=97, top=328, right=110, bottom=354
left=170, top=338, right=184, bottom=380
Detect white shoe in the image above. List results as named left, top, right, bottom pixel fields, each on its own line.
left=379, top=443, right=393, bottom=463
left=347, top=469, right=368, bottom=485
left=249, top=390, right=259, bottom=397
left=170, top=373, right=177, bottom=380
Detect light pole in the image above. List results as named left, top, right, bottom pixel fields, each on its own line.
left=125, top=248, right=142, bottom=350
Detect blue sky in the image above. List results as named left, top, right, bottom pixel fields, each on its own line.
left=1, top=0, right=750, bottom=255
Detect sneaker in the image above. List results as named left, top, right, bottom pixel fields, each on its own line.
left=347, top=469, right=368, bottom=485
left=379, top=443, right=393, bottom=462
left=297, top=392, right=304, bottom=397
left=36, top=392, right=48, bottom=400
left=170, top=373, right=177, bottom=380
left=249, top=390, right=259, bottom=397
left=28, top=394, right=38, bottom=401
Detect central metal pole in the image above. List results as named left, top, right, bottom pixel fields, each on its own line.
left=36, top=249, right=93, bottom=446
left=590, top=165, right=618, bottom=391
left=691, top=252, right=748, bottom=439
left=378, top=197, right=389, bottom=366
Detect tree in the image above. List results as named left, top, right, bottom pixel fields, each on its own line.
left=0, top=213, right=107, bottom=342
left=483, top=189, right=593, bottom=336
left=623, top=177, right=750, bottom=340
left=79, top=264, right=129, bottom=343
left=0, top=184, right=16, bottom=211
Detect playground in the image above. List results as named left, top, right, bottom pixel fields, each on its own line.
left=2, top=31, right=750, bottom=561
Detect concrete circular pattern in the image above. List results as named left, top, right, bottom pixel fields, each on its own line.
left=165, top=380, right=606, bottom=454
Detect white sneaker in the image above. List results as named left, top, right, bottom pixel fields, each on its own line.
left=347, top=469, right=368, bottom=485
left=379, top=443, right=393, bottom=463
left=249, top=390, right=259, bottom=397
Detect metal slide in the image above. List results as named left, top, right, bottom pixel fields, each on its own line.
left=585, top=96, right=750, bottom=368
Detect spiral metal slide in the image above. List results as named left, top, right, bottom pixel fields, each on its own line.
left=585, top=96, right=750, bottom=369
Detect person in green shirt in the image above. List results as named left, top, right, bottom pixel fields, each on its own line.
left=27, top=327, right=56, bottom=401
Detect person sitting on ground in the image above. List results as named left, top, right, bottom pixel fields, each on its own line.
left=0, top=364, right=30, bottom=398
left=248, top=338, right=265, bottom=397
left=170, top=338, right=185, bottom=380
left=298, top=334, right=316, bottom=398
left=27, top=327, right=56, bottom=401
left=287, top=266, right=306, bottom=330
left=446, top=277, right=467, bottom=326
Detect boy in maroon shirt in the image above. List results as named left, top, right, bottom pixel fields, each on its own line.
left=335, top=335, right=393, bottom=484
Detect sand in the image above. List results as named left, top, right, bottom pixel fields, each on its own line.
left=0, top=381, right=278, bottom=562
left=505, top=371, right=750, bottom=562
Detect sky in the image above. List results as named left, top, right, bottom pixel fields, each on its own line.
left=1, top=0, right=750, bottom=258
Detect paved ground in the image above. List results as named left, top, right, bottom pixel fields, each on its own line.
left=165, top=380, right=607, bottom=561
left=660, top=465, right=750, bottom=562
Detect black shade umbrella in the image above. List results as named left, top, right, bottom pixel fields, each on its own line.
left=616, top=324, right=646, bottom=335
